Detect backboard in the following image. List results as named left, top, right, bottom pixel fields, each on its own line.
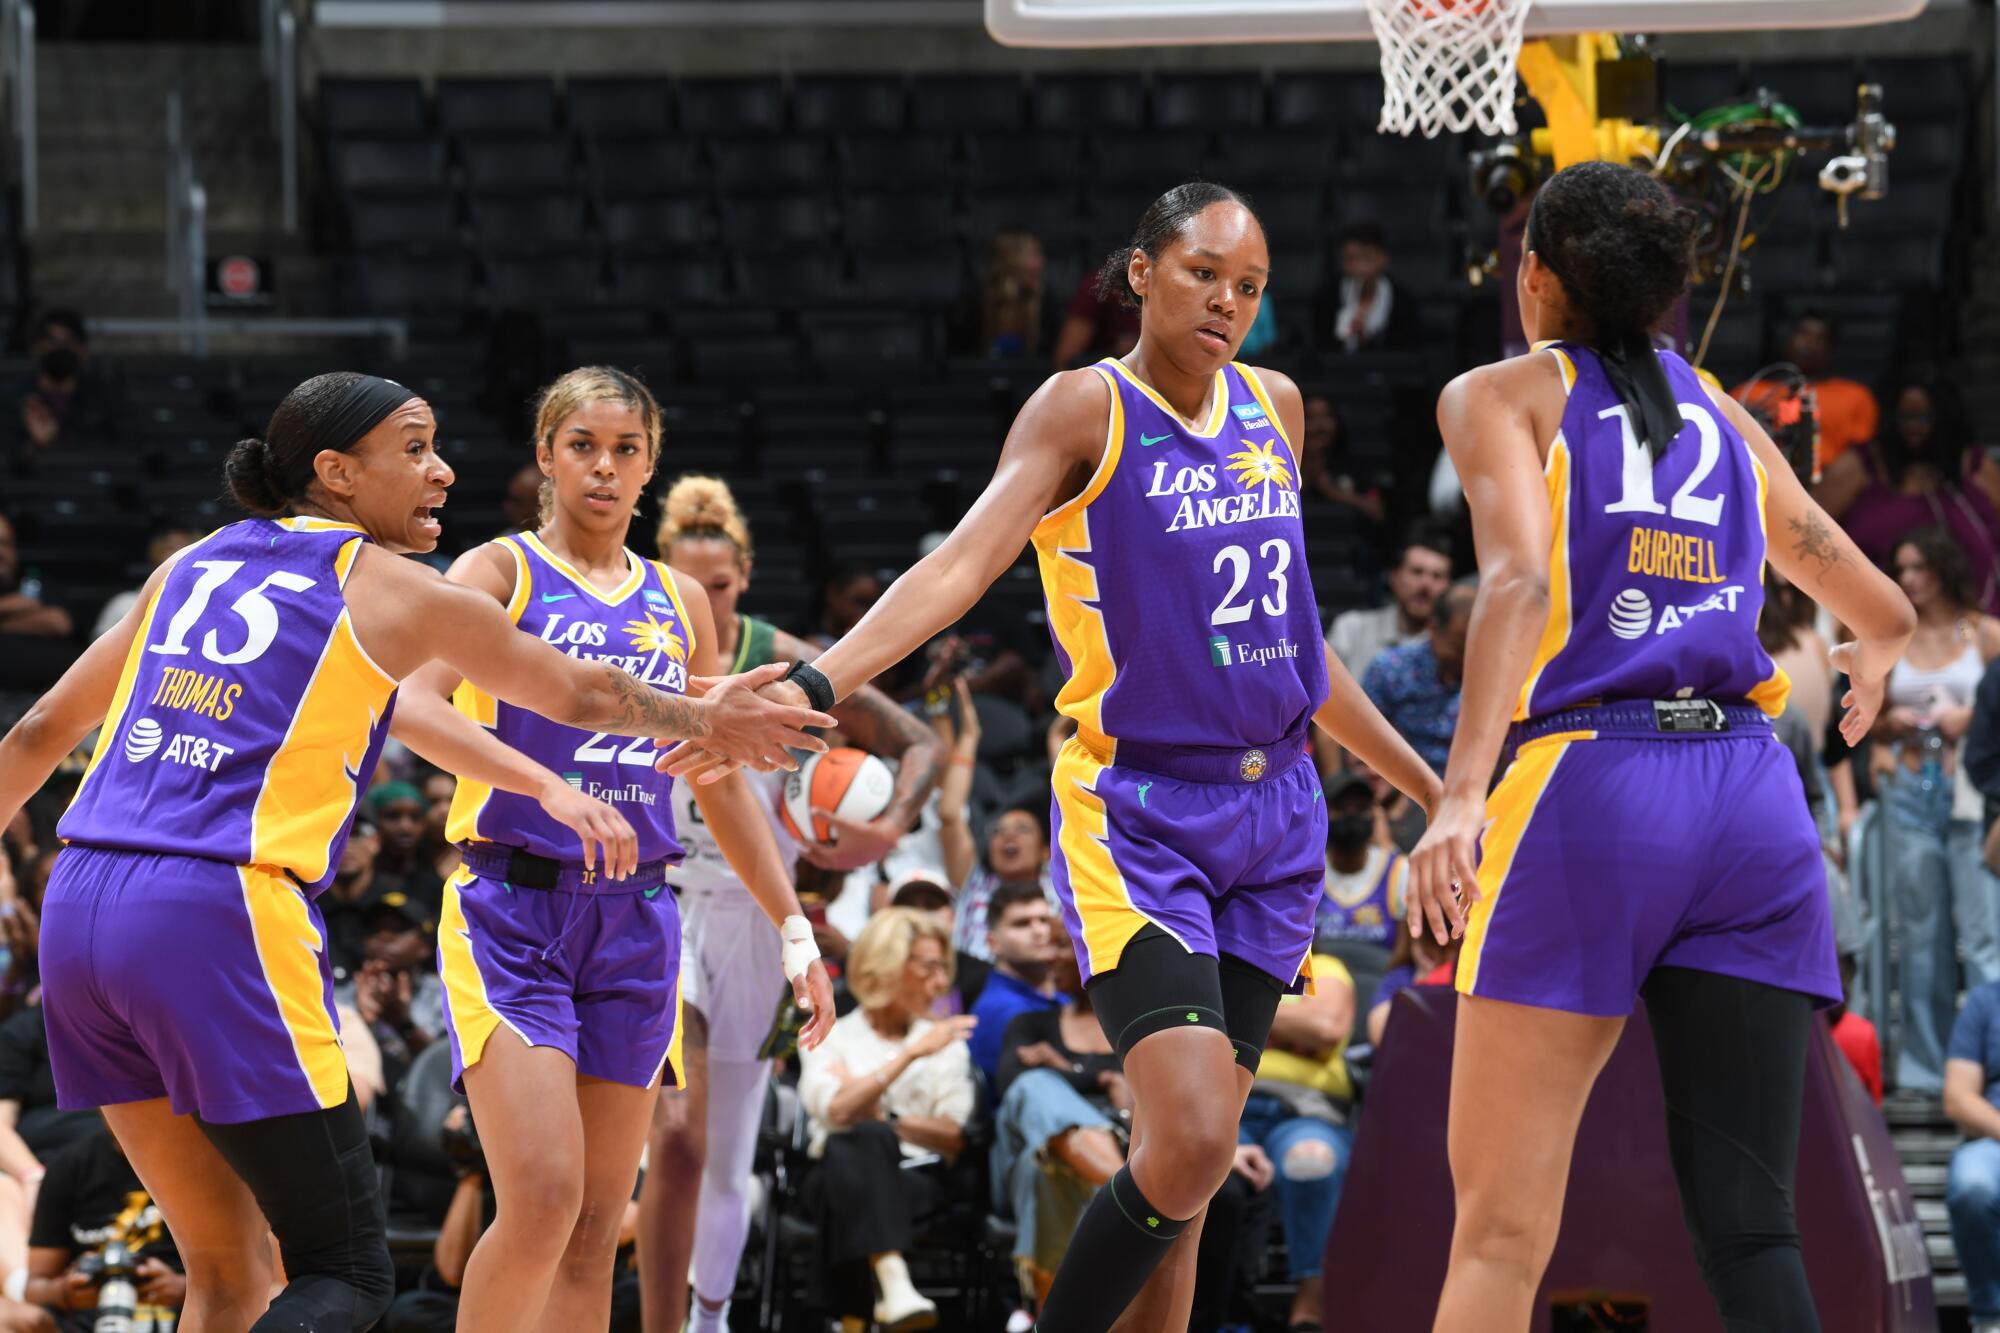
left=986, top=0, right=1927, bottom=48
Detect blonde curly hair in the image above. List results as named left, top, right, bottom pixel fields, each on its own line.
left=655, top=473, right=753, bottom=565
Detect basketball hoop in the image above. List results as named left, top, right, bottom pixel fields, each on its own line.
left=1366, top=0, right=1536, bottom=138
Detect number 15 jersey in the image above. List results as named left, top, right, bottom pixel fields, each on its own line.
left=444, top=532, right=691, bottom=865
left=1033, top=360, right=1329, bottom=757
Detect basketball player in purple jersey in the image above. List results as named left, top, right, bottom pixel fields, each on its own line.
left=1408, top=163, right=1916, bottom=1333
left=394, top=369, right=837, bottom=1333
left=668, top=182, right=1442, bottom=1332
left=0, top=373, right=832, bottom=1332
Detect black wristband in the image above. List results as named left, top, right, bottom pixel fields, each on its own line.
left=784, top=660, right=837, bottom=714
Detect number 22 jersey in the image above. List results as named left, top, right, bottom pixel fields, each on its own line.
left=1033, top=359, right=1329, bottom=757
left=444, top=532, right=692, bottom=865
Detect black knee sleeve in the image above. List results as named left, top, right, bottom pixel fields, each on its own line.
left=1036, top=1166, right=1190, bottom=1332
left=197, top=1088, right=395, bottom=1332
left=1086, top=926, right=1288, bottom=1068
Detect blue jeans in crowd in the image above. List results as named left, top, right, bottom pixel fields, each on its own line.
left=1883, top=768, right=2000, bottom=1093
left=1237, top=1093, right=1353, bottom=1282
left=1949, top=1137, right=2000, bottom=1320
left=991, top=1069, right=1115, bottom=1265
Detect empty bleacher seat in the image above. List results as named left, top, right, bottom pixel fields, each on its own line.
left=319, top=77, right=427, bottom=135
left=329, top=136, right=445, bottom=190
left=1833, top=232, right=1941, bottom=290
left=800, top=311, right=933, bottom=369
left=438, top=77, right=557, bottom=135
left=1894, top=120, right=1964, bottom=177
left=845, top=190, right=954, bottom=247
left=468, top=190, right=589, bottom=253
left=1031, top=73, right=1146, bottom=131
left=911, top=74, right=1026, bottom=132
left=718, top=191, right=835, bottom=245
left=967, top=187, right=1089, bottom=244
left=347, top=189, right=459, bottom=249
left=1222, top=130, right=1335, bottom=185
left=565, top=77, right=674, bottom=138
left=1268, top=245, right=1328, bottom=295
left=1271, top=73, right=1380, bottom=130
left=1331, top=182, right=1444, bottom=228
left=587, top=138, right=702, bottom=195
left=1860, top=57, right=1968, bottom=121
left=601, top=195, right=708, bottom=252
left=678, top=76, right=786, bottom=135
left=690, top=335, right=805, bottom=382
left=1841, top=175, right=1954, bottom=236
left=709, top=136, right=828, bottom=189
left=852, top=247, right=966, bottom=306
left=351, top=252, right=476, bottom=314
left=458, top=135, right=575, bottom=191
left=794, top=75, right=907, bottom=133
left=612, top=256, right=724, bottom=306
left=484, top=252, right=603, bottom=309
left=966, top=131, right=1087, bottom=188
left=1089, top=131, right=1210, bottom=188
left=1661, top=61, right=1746, bottom=116
left=1747, top=59, right=1859, bottom=124
left=1248, top=185, right=1326, bottom=238
left=1340, top=128, right=1459, bottom=183
left=837, top=132, right=955, bottom=188
left=1747, top=238, right=1826, bottom=293
left=1153, top=73, right=1267, bottom=130
left=732, top=253, right=845, bottom=305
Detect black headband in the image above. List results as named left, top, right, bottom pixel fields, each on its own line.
left=271, top=374, right=418, bottom=500
left=1527, top=196, right=1682, bottom=459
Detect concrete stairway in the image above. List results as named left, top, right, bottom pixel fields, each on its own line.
left=1885, top=1090, right=1967, bottom=1317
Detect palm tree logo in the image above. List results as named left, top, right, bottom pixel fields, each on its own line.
left=1225, top=440, right=1294, bottom=513
left=623, top=614, right=687, bottom=663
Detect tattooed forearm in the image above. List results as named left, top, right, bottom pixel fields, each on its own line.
left=577, top=666, right=711, bottom=739
left=1788, top=511, right=1843, bottom=575
left=837, top=684, right=946, bottom=826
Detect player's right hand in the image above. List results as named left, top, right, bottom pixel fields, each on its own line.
left=537, top=776, right=639, bottom=880
left=1830, top=641, right=1888, bottom=748
left=687, top=664, right=834, bottom=776
left=1407, top=793, right=1481, bottom=946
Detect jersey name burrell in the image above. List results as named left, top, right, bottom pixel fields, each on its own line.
left=1517, top=342, right=1788, bottom=721
left=1033, top=360, right=1330, bottom=756
left=445, top=533, right=690, bottom=864
left=60, top=516, right=398, bottom=893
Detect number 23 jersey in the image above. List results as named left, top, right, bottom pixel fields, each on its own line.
left=1034, top=360, right=1329, bottom=755
left=444, top=532, right=692, bottom=865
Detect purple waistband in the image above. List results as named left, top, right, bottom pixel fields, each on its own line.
left=456, top=842, right=674, bottom=895
left=1506, top=699, right=1774, bottom=757
left=1107, top=728, right=1313, bottom=786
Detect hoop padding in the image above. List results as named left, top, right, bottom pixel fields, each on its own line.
left=1367, top=0, right=1536, bottom=138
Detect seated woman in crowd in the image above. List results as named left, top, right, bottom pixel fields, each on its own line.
left=1242, top=952, right=1359, bottom=1333
left=799, top=908, right=977, bottom=1333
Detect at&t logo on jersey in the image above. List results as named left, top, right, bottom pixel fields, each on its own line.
left=124, top=717, right=164, bottom=761
left=122, top=716, right=236, bottom=771
left=1608, top=585, right=1747, bottom=641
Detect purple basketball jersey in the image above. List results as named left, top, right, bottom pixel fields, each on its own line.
left=60, top=517, right=398, bottom=893
left=1033, top=360, right=1330, bottom=756
left=1516, top=342, right=1789, bottom=721
left=445, top=533, right=689, bottom=865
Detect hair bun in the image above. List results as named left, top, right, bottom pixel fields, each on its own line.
left=656, top=474, right=753, bottom=560
left=223, top=437, right=289, bottom=516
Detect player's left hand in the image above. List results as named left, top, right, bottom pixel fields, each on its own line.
left=1407, top=794, right=1482, bottom=946
left=794, top=958, right=837, bottom=1051
left=660, top=679, right=815, bottom=785
left=799, top=808, right=907, bottom=871
left=1830, top=641, right=1888, bottom=748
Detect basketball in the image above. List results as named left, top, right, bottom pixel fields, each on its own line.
left=777, top=747, right=897, bottom=848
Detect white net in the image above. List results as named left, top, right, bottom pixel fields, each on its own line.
left=1366, top=0, right=1537, bottom=138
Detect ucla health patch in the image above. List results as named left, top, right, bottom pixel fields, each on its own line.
left=643, top=588, right=671, bottom=608
left=1231, top=402, right=1271, bottom=429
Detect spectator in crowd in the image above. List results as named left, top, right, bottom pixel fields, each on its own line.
left=1296, top=393, right=1385, bottom=529
left=0, top=1004, right=102, bottom=1223
left=1324, top=223, right=1419, bottom=354
left=1944, top=976, right=2000, bottom=1333
left=968, top=882, right=1063, bottom=1088
left=810, top=563, right=885, bottom=650
left=1242, top=951, right=1358, bottom=1333
left=7, top=311, right=129, bottom=460
left=888, top=873, right=985, bottom=1014
left=418, top=770, right=461, bottom=880
left=1325, top=523, right=1452, bottom=680
left=1828, top=952, right=1882, bottom=1106
left=798, top=908, right=977, bottom=1333
left=366, top=781, right=446, bottom=919
left=25, top=1120, right=183, bottom=1333
left=332, top=895, right=445, bottom=1090
left=1876, top=527, right=2000, bottom=1093
left=1346, top=751, right=1428, bottom=855
left=1361, top=580, right=1476, bottom=774
left=982, top=231, right=1046, bottom=359
left=1367, top=924, right=1461, bottom=1048
left=0, top=516, right=71, bottom=640
left=500, top=462, right=544, bottom=535
left=1315, top=772, right=1409, bottom=951
left=1050, top=270, right=1140, bottom=370
left=946, top=807, right=1053, bottom=967
left=1762, top=567, right=1836, bottom=747
left=1737, top=311, right=1879, bottom=472
left=320, top=813, right=381, bottom=980
left=88, top=523, right=198, bottom=639
left=1815, top=370, right=2000, bottom=614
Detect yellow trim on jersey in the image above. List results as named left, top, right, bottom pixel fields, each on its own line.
left=1051, top=738, right=1158, bottom=977
left=70, top=586, right=172, bottom=800
left=1235, top=362, right=1292, bottom=446
left=251, top=611, right=396, bottom=884
left=439, top=866, right=505, bottom=1073
left=1743, top=450, right=1793, bottom=716
left=445, top=540, right=533, bottom=846
left=1458, top=738, right=1572, bottom=996
left=1034, top=367, right=1125, bottom=749
left=334, top=537, right=365, bottom=588
left=1106, top=358, right=1229, bottom=438
left=277, top=517, right=369, bottom=535
left=1514, top=436, right=1574, bottom=720
left=520, top=531, right=644, bottom=605
left=1532, top=340, right=1580, bottom=395
left=651, top=560, right=698, bottom=664
left=238, top=864, right=348, bottom=1110
left=501, top=536, right=533, bottom=623
left=659, top=973, right=686, bottom=1090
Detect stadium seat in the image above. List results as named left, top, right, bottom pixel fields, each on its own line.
left=1747, top=59, right=1860, bottom=124
left=1030, top=73, right=1146, bottom=131
left=965, top=131, right=1087, bottom=188
left=690, top=335, right=805, bottom=382
left=612, top=256, right=724, bottom=307
left=484, top=252, right=604, bottom=309
left=319, top=77, right=427, bottom=135
left=458, top=135, right=575, bottom=191
left=910, top=74, right=1026, bottom=132
left=1748, top=237, right=1827, bottom=293
left=1661, top=61, right=1746, bottom=117
left=709, top=136, right=829, bottom=189
left=1895, top=119, right=1964, bottom=176
left=1340, top=128, right=1460, bottom=183
left=1152, top=73, right=1268, bottom=130
left=1860, top=56, right=1968, bottom=120
left=1331, top=182, right=1445, bottom=228
left=1248, top=185, right=1328, bottom=238
left=1842, top=174, right=1954, bottom=235
left=844, top=190, right=955, bottom=248
left=1833, top=232, right=1942, bottom=289
left=565, top=77, right=674, bottom=138
left=600, top=194, right=709, bottom=252
left=467, top=190, right=589, bottom=254
left=836, top=132, right=956, bottom=188
left=678, top=76, right=786, bottom=135
left=346, top=189, right=459, bottom=249
left=1267, top=245, right=1328, bottom=296
left=351, top=252, right=477, bottom=314
left=1089, top=131, right=1211, bottom=188
left=852, top=247, right=966, bottom=306
left=586, top=138, right=703, bottom=196
left=717, top=191, right=834, bottom=245
left=731, top=253, right=846, bottom=306
left=793, top=74, right=908, bottom=133
left=329, top=135, right=446, bottom=191
left=437, top=76, right=557, bottom=135
left=966, top=187, right=1090, bottom=244
left=1222, top=130, right=1335, bottom=185
left=800, top=311, right=933, bottom=370
left=1271, top=72, right=1381, bottom=130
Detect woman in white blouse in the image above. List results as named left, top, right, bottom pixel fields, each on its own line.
left=799, top=907, right=977, bottom=1333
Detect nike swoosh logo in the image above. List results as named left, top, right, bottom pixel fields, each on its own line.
left=540, top=592, right=577, bottom=604
left=643, top=885, right=665, bottom=900
left=1139, top=433, right=1171, bottom=448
